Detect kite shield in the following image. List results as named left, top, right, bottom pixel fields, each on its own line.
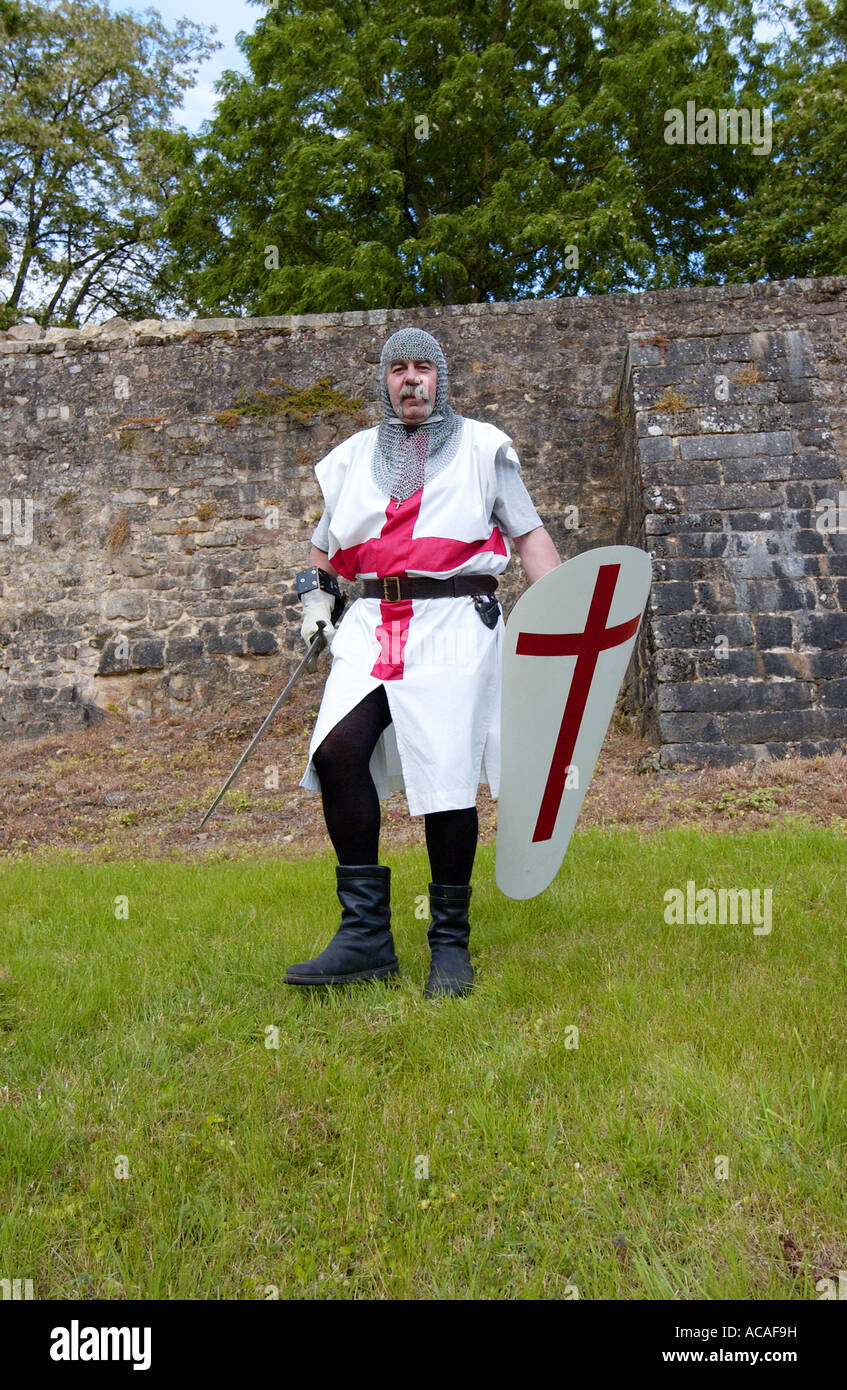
left=495, top=545, right=652, bottom=900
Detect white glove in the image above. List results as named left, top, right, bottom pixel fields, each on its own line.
left=299, top=588, right=335, bottom=647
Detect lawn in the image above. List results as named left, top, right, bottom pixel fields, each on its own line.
left=1, top=825, right=845, bottom=1299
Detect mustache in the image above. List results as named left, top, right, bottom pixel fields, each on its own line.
left=400, top=383, right=430, bottom=401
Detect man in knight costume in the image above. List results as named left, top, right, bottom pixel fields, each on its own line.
left=285, top=326, right=561, bottom=997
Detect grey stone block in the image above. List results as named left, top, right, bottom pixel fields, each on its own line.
left=743, top=578, right=816, bottom=611
left=722, top=456, right=795, bottom=483
left=795, top=429, right=835, bottom=449
left=245, top=629, right=279, bottom=654
left=800, top=650, right=847, bottom=678
left=97, top=643, right=130, bottom=675
left=674, top=531, right=730, bottom=557
left=651, top=557, right=714, bottom=581
left=130, top=640, right=165, bottom=670
left=649, top=580, right=697, bottom=613
left=722, top=709, right=828, bottom=741
left=645, top=512, right=723, bottom=534
left=626, top=337, right=663, bottom=366
left=637, top=435, right=675, bottom=463
left=665, top=338, right=707, bottom=364
left=656, top=711, right=723, bottom=741
left=792, top=529, right=826, bottom=554
left=679, top=430, right=793, bottom=459
left=784, top=482, right=815, bottom=508
left=724, top=512, right=785, bottom=531
left=778, top=381, right=814, bottom=403
left=682, top=483, right=786, bottom=510
left=795, top=738, right=847, bottom=757
left=659, top=741, right=757, bottom=768
left=652, top=614, right=754, bottom=647
left=697, top=406, right=759, bottom=433
left=817, top=709, right=847, bottom=737
left=206, top=632, right=244, bottom=654
left=166, top=637, right=205, bottom=663
left=786, top=401, right=829, bottom=429
left=707, top=334, right=758, bottom=362
left=796, top=612, right=847, bottom=648
left=642, top=460, right=722, bottom=486
left=754, top=616, right=793, bottom=647
left=699, top=647, right=760, bottom=678
left=654, top=649, right=698, bottom=681
left=819, top=681, right=847, bottom=707
left=789, top=452, right=844, bottom=480
left=658, top=678, right=813, bottom=713
left=760, top=652, right=807, bottom=677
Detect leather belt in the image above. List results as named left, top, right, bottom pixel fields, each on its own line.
left=362, top=575, right=498, bottom=602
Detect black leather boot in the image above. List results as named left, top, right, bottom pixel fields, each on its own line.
left=284, top=864, right=399, bottom=986
left=425, top=883, right=474, bottom=999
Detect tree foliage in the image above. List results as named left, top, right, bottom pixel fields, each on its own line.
left=0, top=0, right=218, bottom=327
left=157, top=0, right=778, bottom=314
left=705, top=0, right=847, bottom=281
left=4, top=0, right=847, bottom=324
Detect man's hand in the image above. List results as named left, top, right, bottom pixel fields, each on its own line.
left=300, top=588, right=335, bottom=646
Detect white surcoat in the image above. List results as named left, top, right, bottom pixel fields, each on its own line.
left=299, top=417, right=517, bottom=816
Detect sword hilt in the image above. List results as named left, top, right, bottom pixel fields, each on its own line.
left=304, top=620, right=327, bottom=673
left=304, top=592, right=347, bottom=671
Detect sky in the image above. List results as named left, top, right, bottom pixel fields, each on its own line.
left=113, top=0, right=259, bottom=133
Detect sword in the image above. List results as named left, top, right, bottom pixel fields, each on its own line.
left=198, top=613, right=338, bottom=829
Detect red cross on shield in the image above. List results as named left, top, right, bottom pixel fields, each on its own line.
left=496, top=545, right=652, bottom=899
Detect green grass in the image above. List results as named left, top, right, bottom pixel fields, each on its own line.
left=1, top=826, right=845, bottom=1300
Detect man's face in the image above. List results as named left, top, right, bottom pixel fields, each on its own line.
left=386, top=357, right=438, bottom=424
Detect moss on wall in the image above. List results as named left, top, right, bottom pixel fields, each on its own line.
left=214, top=376, right=363, bottom=428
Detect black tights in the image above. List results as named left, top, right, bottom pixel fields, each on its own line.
left=311, top=685, right=478, bottom=885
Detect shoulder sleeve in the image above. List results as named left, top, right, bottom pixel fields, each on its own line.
left=310, top=508, right=331, bottom=551
left=313, top=434, right=362, bottom=515
left=491, top=439, right=544, bottom=538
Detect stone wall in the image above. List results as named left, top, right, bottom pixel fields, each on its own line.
left=619, top=326, right=847, bottom=764
left=1, top=276, right=846, bottom=763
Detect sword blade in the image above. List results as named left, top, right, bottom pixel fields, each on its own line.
left=198, top=625, right=326, bottom=829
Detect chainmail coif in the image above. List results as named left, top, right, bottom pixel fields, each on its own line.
left=372, top=327, right=464, bottom=502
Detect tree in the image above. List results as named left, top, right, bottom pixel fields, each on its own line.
left=157, top=0, right=776, bottom=314
left=705, top=0, right=847, bottom=281
left=0, top=0, right=218, bottom=328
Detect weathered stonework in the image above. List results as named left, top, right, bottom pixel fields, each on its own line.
left=1, top=279, right=846, bottom=764
left=618, top=325, right=847, bottom=765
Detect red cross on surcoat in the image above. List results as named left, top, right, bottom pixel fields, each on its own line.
left=330, top=488, right=507, bottom=680
left=329, top=487, right=507, bottom=581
